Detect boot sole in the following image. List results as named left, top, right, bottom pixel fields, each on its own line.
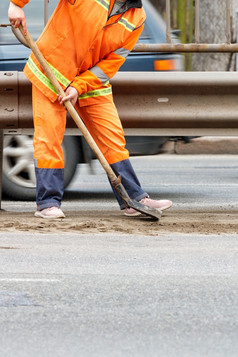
left=124, top=202, right=173, bottom=217
left=34, top=212, right=65, bottom=219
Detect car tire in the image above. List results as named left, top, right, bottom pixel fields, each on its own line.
left=2, top=135, right=79, bottom=200
left=63, top=136, right=79, bottom=188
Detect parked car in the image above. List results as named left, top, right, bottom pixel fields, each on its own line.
left=0, top=0, right=184, bottom=200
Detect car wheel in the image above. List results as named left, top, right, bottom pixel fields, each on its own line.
left=2, top=135, right=79, bottom=200
left=62, top=136, right=79, bottom=188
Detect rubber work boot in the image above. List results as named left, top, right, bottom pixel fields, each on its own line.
left=124, top=197, right=173, bottom=217
left=35, top=207, right=65, bottom=219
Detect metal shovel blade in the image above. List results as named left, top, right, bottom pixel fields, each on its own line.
left=114, top=180, right=162, bottom=221
left=128, top=199, right=162, bottom=220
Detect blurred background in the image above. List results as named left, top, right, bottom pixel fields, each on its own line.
left=152, top=0, right=238, bottom=71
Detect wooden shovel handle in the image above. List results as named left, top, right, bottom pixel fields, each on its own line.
left=18, top=24, right=118, bottom=183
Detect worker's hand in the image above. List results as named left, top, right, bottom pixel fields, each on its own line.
left=8, top=2, right=27, bottom=35
left=58, top=86, right=79, bottom=107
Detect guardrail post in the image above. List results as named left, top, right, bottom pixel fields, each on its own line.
left=195, top=0, right=200, bottom=43
left=0, top=129, right=3, bottom=210
left=165, top=0, right=171, bottom=43
left=226, top=0, right=231, bottom=44
left=44, top=0, right=49, bottom=26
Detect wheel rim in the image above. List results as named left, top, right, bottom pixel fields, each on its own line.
left=3, top=135, right=36, bottom=188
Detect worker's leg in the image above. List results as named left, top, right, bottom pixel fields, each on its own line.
left=32, top=85, right=66, bottom=210
left=77, top=96, right=148, bottom=209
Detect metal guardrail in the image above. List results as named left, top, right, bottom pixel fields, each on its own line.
left=113, top=71, right=238, bottom=136
left=133, top=43, right=238, bottom=53
left=1, top=71, right=238, bottom=136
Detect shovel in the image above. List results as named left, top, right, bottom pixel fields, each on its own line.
left=17, top=25, right=161, bottom=221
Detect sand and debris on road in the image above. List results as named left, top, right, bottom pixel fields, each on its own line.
left=0, top=209, right=238, bottom=235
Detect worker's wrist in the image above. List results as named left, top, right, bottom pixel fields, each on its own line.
left=10, top=0, right=25, bottom=8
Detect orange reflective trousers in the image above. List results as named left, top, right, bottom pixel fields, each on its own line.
left=33, top=85, right=129, bottom=168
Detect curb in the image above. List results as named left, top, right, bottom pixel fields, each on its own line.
left=161, top=137, right=238, bottom=155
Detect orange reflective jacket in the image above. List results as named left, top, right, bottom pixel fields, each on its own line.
left=11, top=0, right=146, bottom=105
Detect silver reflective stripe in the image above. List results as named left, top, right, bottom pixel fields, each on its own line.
left=27, top=57, right=71, bottom=94
left=27, top=57, right=57, bottom=95
left=34, top=159, right=38, bottom=168
left=118, top=17, right=135, bottom=32
left=94, top=0, right=110, bottom=10
left=78, top=86, right=112, bottom=100
left=114, top=47, right=130, bottom=59
left=89, top=65, right=109, bottom=84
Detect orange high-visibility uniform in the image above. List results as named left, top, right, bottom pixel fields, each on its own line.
left=12, top=0, right=146, bottom=105
left=10, top=0, right=147, bottom=210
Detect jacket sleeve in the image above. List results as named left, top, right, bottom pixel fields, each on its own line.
left=70, top=24, right=144, bottom=95
left=10, top=0, right=30, bottom=7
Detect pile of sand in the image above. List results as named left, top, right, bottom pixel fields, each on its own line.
left=1, top=210, right=237, bottom=235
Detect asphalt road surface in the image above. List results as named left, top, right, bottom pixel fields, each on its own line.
left=0, top=155, right=238, bottom=357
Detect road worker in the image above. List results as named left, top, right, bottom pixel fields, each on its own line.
left=8, top=0, right=173, bottom=219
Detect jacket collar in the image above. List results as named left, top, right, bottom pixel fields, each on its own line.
left=126, top=0, right=143, bottom=9
left=109, top=0, right=142, bottom=16
left=110, top=0, right=143, bottom=10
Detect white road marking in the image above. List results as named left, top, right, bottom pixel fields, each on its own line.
left=0, top=278, right=60, bottom=282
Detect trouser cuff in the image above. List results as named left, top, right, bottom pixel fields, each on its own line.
left=110, top=159, right=147, bottom=209
left=37, top=201, right=61, bottom=211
